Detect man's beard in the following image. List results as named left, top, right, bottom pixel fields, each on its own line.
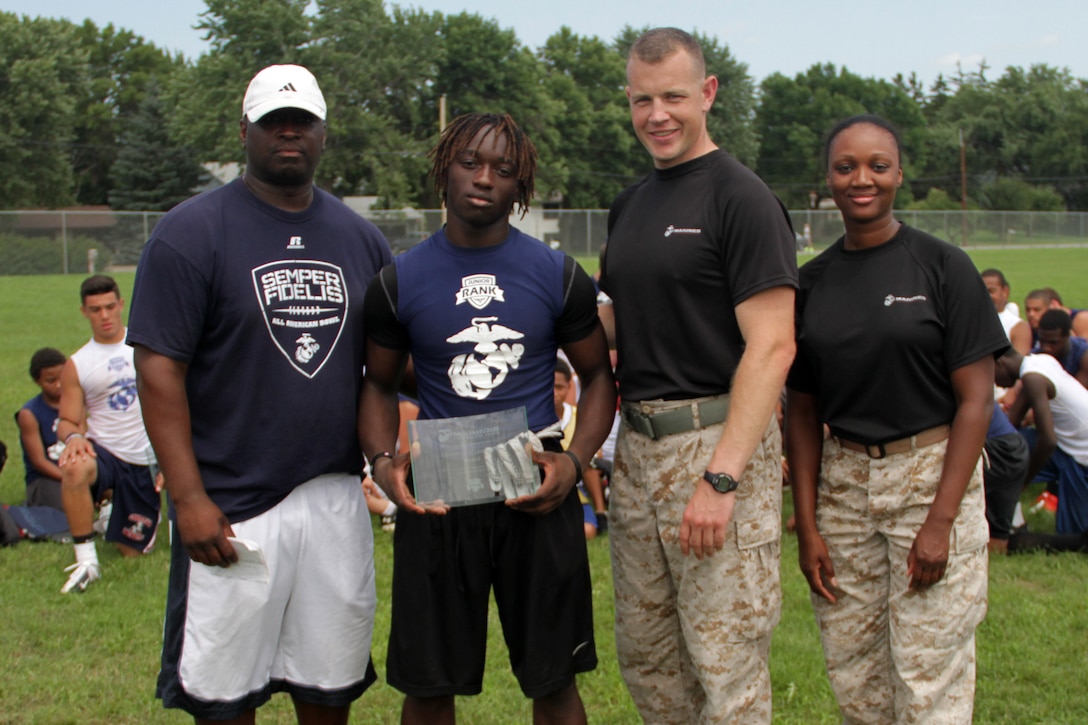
left=264, top=165, right=313, bottom=187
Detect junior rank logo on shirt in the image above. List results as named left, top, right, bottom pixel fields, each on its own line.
left=455, top=274, right=505, bottom=310
left=252, top=260, right=348, bottom=379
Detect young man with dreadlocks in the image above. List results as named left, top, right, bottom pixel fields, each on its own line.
left=360, top=112, right=615, bottom=724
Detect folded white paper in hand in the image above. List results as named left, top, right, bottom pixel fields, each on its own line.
left=203, top=536, right=269, bottom=583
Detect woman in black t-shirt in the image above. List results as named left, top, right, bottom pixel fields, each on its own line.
left=785, top=115, right=1007, bottom=723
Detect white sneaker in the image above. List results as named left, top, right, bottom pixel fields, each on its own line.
left=92, top=501, right=113, bottom=535
left=60, top=561, right=101, bottom=594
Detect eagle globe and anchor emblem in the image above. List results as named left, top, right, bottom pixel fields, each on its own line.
left=446, top=316, right=525, bottom=400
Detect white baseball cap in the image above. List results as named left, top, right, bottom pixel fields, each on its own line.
left=242, top=64, right=327, bottom=122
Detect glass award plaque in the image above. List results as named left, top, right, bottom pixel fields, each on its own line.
left=408, top=406, right=541, bottom=507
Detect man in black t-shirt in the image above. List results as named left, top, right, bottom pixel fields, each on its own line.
left=598, top=27, right=797, bottom=724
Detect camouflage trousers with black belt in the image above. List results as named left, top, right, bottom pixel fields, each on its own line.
left=609, top=397, right=782, bottom=724
left=812, top=438, right=988, bottom=725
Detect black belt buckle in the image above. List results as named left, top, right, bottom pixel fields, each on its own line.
left=866, top=443, right=887, bottom=459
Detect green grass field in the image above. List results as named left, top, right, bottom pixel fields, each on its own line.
left=2, top=247, right=1088, bottom=723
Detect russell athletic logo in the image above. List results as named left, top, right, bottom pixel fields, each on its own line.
left=663, top=224, right=702, bottom=238
left=252, top=260, right=348, bottom=378
left=455, top=274, right=506, bottom=310
left=884, top=293, right=928, bottom=307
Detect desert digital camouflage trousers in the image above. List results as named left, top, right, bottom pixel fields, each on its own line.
left=609, top=398, right=782, bottom=724
left=813, top=438, right=989, bottom=725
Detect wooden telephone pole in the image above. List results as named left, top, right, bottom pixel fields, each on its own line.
left=440, top=94, right=448, bottom=225
left=959, top=128, right=969, bottom=246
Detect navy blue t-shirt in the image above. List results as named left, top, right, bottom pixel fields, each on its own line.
left=127, top=179, right=392, bottom=521
left=1033, top=334, right=1088, bottom=378
left=365, top=227, right=598, bottom=431
left=17, top=393, right=61, bottom=485
left=987, top=403, right=1018, bottom=438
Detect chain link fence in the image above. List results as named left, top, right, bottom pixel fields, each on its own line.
left=2, top=208, right=1086, bottom=275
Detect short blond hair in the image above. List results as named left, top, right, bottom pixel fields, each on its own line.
left=628, top=28, right=706, bottom=78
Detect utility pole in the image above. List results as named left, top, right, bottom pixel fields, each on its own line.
left=440, top=94, right=448, bottom=226
left=959, top=128, right=969, bottom=247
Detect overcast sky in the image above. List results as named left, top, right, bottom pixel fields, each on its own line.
left=4, top=0, right=1085, bottom=87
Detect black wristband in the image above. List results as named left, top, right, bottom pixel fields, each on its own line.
left=369, top=451, right=393, bottom=467
left=562, top=450, right=583, bottom=483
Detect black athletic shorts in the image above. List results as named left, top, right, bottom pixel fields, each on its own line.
left=386, top=455, right=597, bottom=699
left=983, top=432, right=1030, bottom=539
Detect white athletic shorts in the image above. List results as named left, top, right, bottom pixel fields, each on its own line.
left=157, top=473, right=377, bottom=719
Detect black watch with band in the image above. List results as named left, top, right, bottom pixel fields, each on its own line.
left=702, top=470, right=739, bottom=494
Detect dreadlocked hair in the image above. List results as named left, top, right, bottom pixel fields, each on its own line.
left=429, top=113, right=537, bottom=218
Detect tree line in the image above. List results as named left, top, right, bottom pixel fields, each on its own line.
left=3, top=0, right=1087, bottom=212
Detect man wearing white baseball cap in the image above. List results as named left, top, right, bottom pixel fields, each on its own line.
left=129, top=64, right=392, bottom=724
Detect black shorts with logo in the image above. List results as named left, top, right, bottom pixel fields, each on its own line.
left=92, top=442, right=161, bottom=553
